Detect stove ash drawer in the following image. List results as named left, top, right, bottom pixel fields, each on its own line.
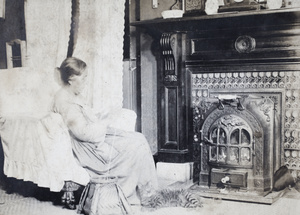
left=211, top=169, right=248, bottom=188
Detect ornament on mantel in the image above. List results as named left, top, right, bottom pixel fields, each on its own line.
left=161, top=0, right=184, bottom=19
left=205, top=0, right=219, bottom=15
left=284, top=0, right=300, bottom=8
left=267, top=0, right=283, bottom=9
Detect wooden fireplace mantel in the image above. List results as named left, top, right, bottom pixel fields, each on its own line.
left=133, top=7, right=300, bottom=66
left=132, top=7, right=300, bottom=164
left=132, top=7, right=300, bottom=33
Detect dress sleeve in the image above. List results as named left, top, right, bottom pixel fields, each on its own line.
left=63, top=103, right=108, bottom=143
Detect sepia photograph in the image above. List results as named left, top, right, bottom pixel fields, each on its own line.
left=0, top=0, right=300, bottom=214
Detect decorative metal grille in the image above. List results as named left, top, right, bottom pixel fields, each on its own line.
left=207, top=116, right=253, bottom=168
left=191, top=71, right=300, bottom=179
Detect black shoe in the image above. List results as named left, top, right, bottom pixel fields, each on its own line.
left=62, top=191, right=76, bottom=210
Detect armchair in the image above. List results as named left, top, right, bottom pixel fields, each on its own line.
left=0, top=108, right=137, bottom=192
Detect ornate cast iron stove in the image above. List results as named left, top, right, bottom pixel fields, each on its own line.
left=201, top=95, right=276, bottom=192
left=192, top=89, right=284, bottom=203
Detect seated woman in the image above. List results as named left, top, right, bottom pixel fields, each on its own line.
left=53, top=57, right=158, bottom=209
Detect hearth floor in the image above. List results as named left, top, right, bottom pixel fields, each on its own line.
left=189, top=185, right=287, bottom=204
left=0, top=178, right=300, bottom=215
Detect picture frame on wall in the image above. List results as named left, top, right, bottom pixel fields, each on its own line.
left=0, top=0, right=5, bottom=18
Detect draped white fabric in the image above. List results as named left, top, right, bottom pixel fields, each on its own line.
left=72, top=0, right=125, bottom=112
left=24, top=0, right=71, bottom=71
left=23, top=0, right=72, bottom=115
left=1, top=0, right=125, bottom=115
left=0, top=108, right=137, bottom=192
left=0, top=1, right=71, bottom=117
left=0, top=113, right=90, bottom=191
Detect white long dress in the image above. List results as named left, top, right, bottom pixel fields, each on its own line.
left=53, top=88, right=158, bottom=204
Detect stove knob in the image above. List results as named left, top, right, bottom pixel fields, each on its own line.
left=221, top=176, right=230, bottom=184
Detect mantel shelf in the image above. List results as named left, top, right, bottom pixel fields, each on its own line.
left=132, top=7, right=300, bottom=25
left=131, top=7, right=300, bottom=34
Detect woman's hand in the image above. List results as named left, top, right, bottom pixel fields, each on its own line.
left=96, top=107, right=112, bottom=121
left=0, top=116, right=6, bottom=128
left=96, top=111, right=110, bottom=120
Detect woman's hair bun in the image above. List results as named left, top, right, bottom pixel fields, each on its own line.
left=58, top=57, right=87, bottom=84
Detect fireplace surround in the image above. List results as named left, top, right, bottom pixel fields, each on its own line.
left=132, top=8, right=300, bottom=203
left=193, top=87, right=284, bottom=198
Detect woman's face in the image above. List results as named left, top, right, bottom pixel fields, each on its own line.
left=68, top=69, right=88, bottom=95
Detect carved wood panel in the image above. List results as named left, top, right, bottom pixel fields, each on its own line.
left=157, top=32, right=191, bottom=162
